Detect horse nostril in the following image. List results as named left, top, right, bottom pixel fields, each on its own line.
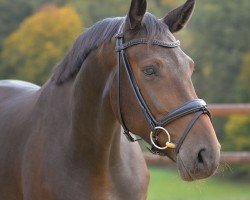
left=197, top=148, right=206, bottom=164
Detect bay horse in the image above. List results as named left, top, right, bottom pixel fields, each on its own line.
left=0, top=0, right=220, bottom=199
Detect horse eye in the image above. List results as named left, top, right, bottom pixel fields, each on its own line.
left=143, top=67, right=156, bottom=76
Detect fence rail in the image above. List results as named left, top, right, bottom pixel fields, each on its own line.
left=144, top=104, right=250, bottom=166
left=208, top=104, right=250, bottom=116
left=144, top=152, right=250, bottom=166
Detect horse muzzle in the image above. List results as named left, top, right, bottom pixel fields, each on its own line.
left=176, top=145, right=220, bottom=181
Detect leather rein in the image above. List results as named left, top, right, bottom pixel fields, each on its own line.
left=115, top=23, right=211, bottom=155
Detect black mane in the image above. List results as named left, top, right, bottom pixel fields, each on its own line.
left=52, top=13, right=168, bottom=84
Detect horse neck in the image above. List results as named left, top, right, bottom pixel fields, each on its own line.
left=68, top=43, right=122, bottom=167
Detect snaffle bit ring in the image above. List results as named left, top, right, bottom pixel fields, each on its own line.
left=150, top=126, right=176, bottom=150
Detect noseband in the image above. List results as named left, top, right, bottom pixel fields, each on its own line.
left=115, top=24, right=211, bottom=155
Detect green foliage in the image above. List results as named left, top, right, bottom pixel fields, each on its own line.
left=63, top=0, right=176, bottom=27
left=235, top=52, right=250, bottom=102
left=0, top=0, right=81, bottom=47
left=0, top=0, right=33, bottom=47
left=0, top=4, right=82, bottom=84
left=226, top=56, right=249, bottom=154
left=189, top=0, right=250, bottom=103
left=225, top=115, right=250, bottom=151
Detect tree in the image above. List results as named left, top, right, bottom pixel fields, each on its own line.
left=0, top=0, right=67, bottom=49
left=235, top=52, right=250, bottom=102
left=0, top=4, right=82, bottom=84
left=0, top=0, right=33, bottom=47
left=224, top=52, right=250, bottom=151
left=224, top=114, right=250, bottom=179
left=225, top=115, right=250, bottom=151
left=188, top=0, right=250, bottom=103
left=62, top=0, right=177, bottom=27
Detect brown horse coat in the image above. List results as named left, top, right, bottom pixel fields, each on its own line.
left=0, top=0, right=220, bottom=199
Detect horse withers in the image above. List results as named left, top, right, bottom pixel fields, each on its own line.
left=0, top=0, right=220, bottom=199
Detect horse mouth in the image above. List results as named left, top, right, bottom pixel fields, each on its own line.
left=176, top=154, right=218, bottom=181
left=176, top=155, right=194, bottom=181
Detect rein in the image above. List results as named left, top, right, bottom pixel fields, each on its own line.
left=115, top=23, right=211, bottom=155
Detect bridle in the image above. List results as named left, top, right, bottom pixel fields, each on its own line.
left=115, top=23, right=211, bottom=155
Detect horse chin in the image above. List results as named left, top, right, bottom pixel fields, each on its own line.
left=176, top=154, right=216, bottom=182
left=176, top=155, right=195, bottom=181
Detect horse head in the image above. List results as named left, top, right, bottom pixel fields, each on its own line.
left=110, top=0, right=221, bottom=181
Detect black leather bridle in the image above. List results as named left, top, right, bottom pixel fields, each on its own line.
left=115, top=23, right=211, bottom=155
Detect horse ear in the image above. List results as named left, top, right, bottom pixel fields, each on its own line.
left=125, top=0, right=147, bottom=30
left=161, top=0, right=195, bottom=33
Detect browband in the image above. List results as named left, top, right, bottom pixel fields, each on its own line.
left=116, top=37, right=180, bottom=51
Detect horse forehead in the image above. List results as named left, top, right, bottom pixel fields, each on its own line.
left=125, top=28, right=191, bottom=67
left=130, top=44, right=190, bottom=67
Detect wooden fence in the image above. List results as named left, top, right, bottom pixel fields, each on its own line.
left=144, top=152, right=250, bottom=166
left=144, top=104, right=250, bottom=166
left=208, top=104, right=250, bottom=116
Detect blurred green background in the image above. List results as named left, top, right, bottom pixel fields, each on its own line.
left=0, top=0, right=249, bottom=199
left=148, top=167, right=250, bottom=200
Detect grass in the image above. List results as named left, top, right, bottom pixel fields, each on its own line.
left=148, top=167, right=250, bottom=200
